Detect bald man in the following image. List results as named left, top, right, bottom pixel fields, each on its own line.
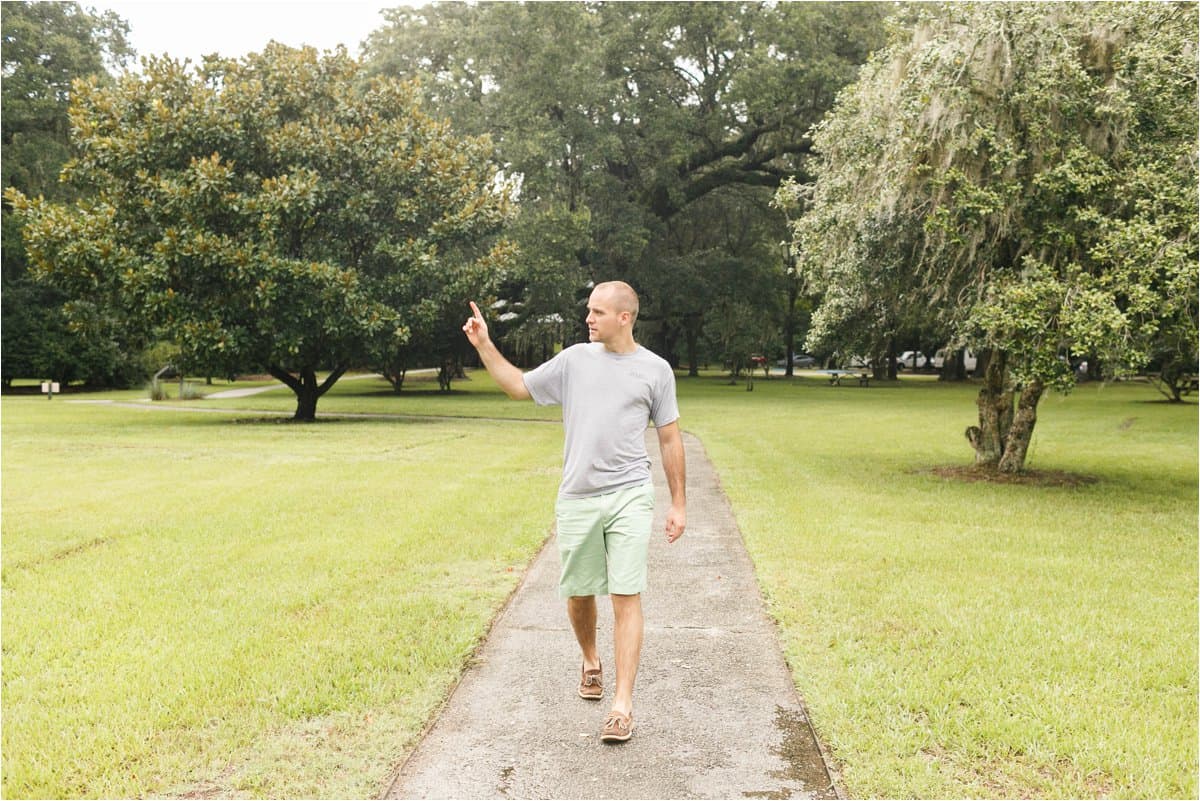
left=463, top=281, right=686, bottom=743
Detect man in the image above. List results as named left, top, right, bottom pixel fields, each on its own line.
left=462, top=281, right=686, bottom=743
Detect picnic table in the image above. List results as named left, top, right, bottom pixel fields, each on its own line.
left=816, top=369, right=871, bottom=387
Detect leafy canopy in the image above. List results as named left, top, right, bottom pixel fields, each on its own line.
left=791, top=2, right=1198, bottom=391
left=8, top=45, right=515, bottom=415
left=2, top=1, right=135, bottom=386
left=366, top=2, right=888, bottom=365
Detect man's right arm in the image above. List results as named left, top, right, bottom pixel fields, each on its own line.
left=462, top=301, right=531, bottom=400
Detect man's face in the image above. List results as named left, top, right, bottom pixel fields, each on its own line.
left=586, top=288, right=626, bottom=344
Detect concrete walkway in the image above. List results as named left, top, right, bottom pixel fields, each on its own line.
left=386, top=431, right=839, bottom=800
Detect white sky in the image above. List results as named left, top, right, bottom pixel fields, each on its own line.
left=99, top=2, right=415, bottom=67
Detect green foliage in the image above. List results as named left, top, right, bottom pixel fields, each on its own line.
left=1, top=1, right=134, bottom=385
left=795, top=2, right=1197, bottom=386
left=1, top=1, right=132, bottom=200
left=7, top=45, right=515, bottom=417
left=791, top=2, right=1198, bottom=468
left=178, top=381, right=203, bottom=400
left=365, top=2, right=889, bottom=367
left=145, top=379, right=168, bottom=401
left=0, top=273, right=148, bottom=388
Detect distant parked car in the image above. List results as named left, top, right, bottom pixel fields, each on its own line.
left=846, top=354, right=873, bottom=369
left=932, top=347, right=977, bottom=372
left=776, top=353, right=818, bottom=369
left=896, top=350, right=930, bottom=370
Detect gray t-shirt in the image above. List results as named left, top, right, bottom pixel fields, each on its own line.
left=523, top=342, right=679, bottom=499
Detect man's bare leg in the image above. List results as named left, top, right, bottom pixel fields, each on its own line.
left=610, top=593, right=643, bottom=717
left=567, top=595, right=601, bottom=671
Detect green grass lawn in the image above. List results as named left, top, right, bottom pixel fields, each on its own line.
left=679, top=375, right=1198, bottom=799
left=1, top=393, right=561, bottom=798
left=3, top=370, right=1196, bottom=798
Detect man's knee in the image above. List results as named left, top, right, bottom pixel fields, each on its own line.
left=610, top=592, right=642, bottom=614
left=567, top=595, right=597, bottom=613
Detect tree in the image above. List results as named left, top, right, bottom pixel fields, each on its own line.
left=1, top=1, right=134, bottom=387
left=790, top=2, right=1197, bottom=472
left=7, top=45, right=515, bottom=419
left=365, top=2, right=889, bottom=370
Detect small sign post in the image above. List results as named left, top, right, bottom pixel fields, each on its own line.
left=40, top=381, right=60, bottom=400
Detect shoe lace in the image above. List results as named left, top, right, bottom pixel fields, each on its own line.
left=604, top=713, right=628, bottom=732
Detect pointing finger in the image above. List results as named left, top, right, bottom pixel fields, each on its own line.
left=469, top=300, right=483, bottom=320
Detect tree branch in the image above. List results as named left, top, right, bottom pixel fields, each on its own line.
left=266, top=365, right=302, bottom=393
left=677, top=122, right=778, bottom=177
left=317, top=365, right=348, bottom=397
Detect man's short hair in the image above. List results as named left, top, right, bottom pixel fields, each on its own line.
left=594, top=280, right=639, bottom=322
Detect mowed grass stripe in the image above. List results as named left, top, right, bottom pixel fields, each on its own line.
left=3, top=373, right=1196, bottom=798
left=2, top=399, right=560, bottom=798
left=680, top=376, right=1197, bottom=799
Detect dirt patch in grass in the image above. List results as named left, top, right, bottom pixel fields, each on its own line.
left=926, top=465, right=1098, bottom=488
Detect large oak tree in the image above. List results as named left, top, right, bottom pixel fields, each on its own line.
left=790, top=2, right=1197, bottom=472
left=365, top=2, right=888, bottom=370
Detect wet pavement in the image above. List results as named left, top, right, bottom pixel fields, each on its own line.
left=386, top=431, right=840, bottom=800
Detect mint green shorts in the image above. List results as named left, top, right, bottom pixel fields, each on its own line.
left=554, top=483, right=656, bottom=598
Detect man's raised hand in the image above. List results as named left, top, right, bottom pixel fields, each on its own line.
left=460, top=300, right=530, bottom=399
left=462, top=300, right=490, bottom=348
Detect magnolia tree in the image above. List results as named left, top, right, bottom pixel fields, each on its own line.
left=785, top=2, right=1197, bottom=472
left=8, top=45, right=515, bottom=419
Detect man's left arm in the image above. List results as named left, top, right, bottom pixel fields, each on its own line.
left=656, top=420, right=686, bottom=543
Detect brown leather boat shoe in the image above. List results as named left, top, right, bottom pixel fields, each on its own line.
left=600, top=710, right=633, bottom=743
left=578, top=663, right=603, bottom=700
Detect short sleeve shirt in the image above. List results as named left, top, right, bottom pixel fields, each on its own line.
left=522, top=343, right=679, bottom=499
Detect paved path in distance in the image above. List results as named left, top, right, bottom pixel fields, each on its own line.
left=205, top=371, right=407, bottom=399
left=386, top=430, right=840, bottom=800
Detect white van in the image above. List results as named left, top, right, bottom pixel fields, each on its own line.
left=933, top=347, right=977, bottom=372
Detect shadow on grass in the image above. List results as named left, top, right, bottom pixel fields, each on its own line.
left=219, top=411, right=558, bottom=426
left=225, top=415, right=437, bottom=426
left=350, top=388, right=473, bottom=398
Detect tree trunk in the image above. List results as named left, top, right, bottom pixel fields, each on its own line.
left=963, top=351, right=1046, bottom=473
left=997, top=378, right=1045, bottom=473
left=1150, top=367, right=1190, bottom=402
left=784, top=281, right=798, bottom=378
left=294, top=385, right=320, bottom=421
left=685, top=313, right=701, bottom=377
left=380, top=361, right=407, bottom=394
left=268, top=365, right=347, bottom=421
left=939, top=348, right=966, bottom=381
left=965, top=350, right=1010, bottom=468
